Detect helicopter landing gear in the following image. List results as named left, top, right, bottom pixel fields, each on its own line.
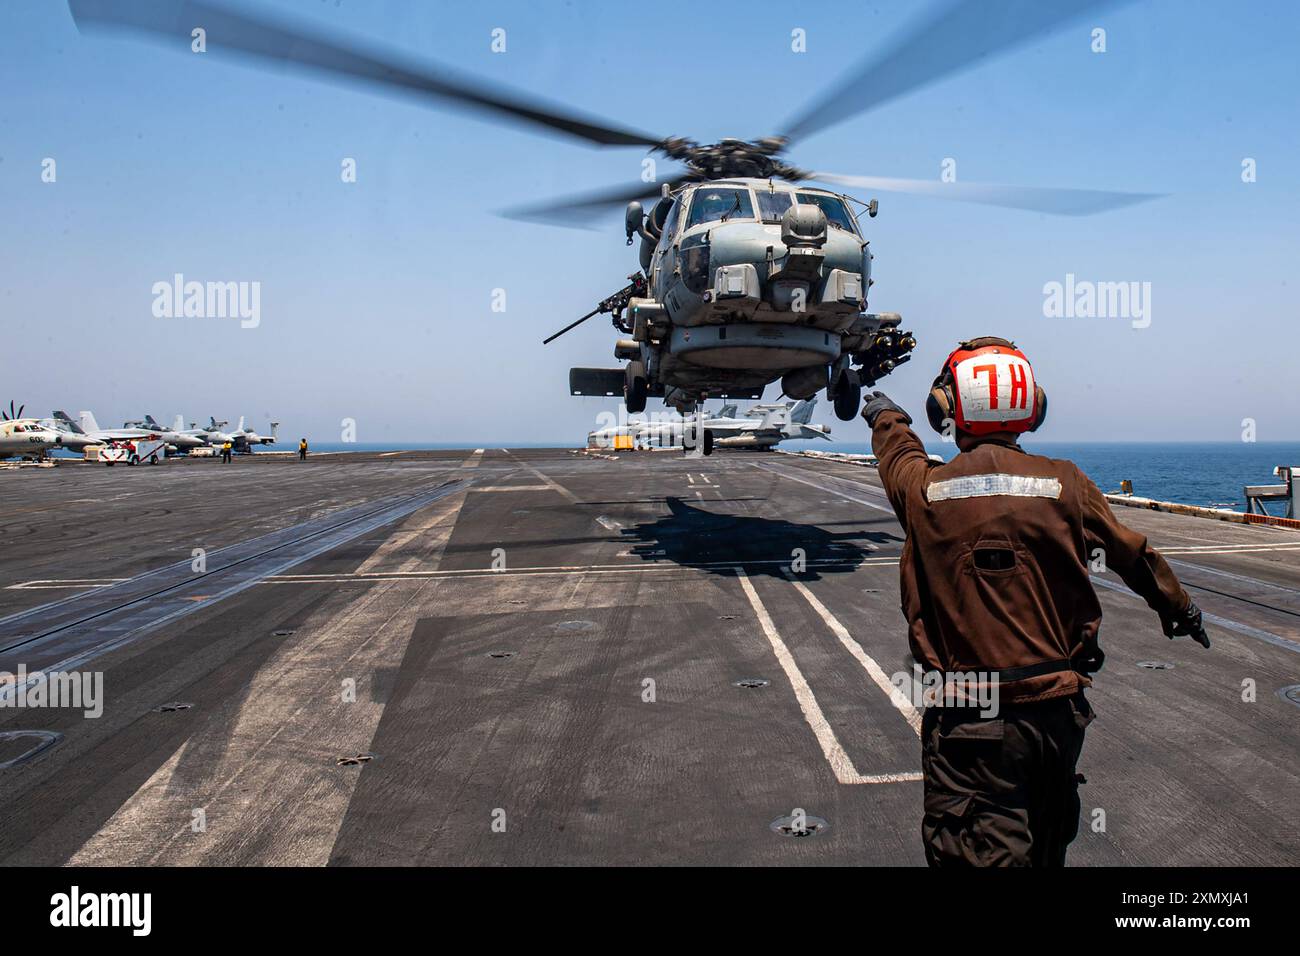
left=832, top=369, right=862, bottom=422
left=624, top=361, right=647, bottom=414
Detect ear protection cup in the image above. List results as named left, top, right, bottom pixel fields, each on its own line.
left=1030, top=385, right=1048, bottom=431
left=925, top=372, right=956, bottom=435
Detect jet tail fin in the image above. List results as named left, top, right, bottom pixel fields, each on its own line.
left=79, top=411, right=101, bottom=434
left=173, top=414, right=185, bottom=433
left=53, top=410, right=85, bottom=434
left=144, top=415, right=161, bottom=428
left=716, top=403, right=738, bottom=420
left=791, top=398, right=817, bottom=424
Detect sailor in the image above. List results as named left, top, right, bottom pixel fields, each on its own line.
left=221, top=440, right=232, bottom=464
left=299, top=438, right=308, bottom=461
left=861, top=336, right=1209, bottom=867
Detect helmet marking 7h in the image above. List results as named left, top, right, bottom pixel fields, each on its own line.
left=925, top=336, right=1047, bottom=436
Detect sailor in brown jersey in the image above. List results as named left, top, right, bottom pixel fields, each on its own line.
left=862, top=336, right=1211, bottom=866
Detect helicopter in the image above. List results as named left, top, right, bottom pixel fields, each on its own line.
left=70, top=0, right=1158, bottom=423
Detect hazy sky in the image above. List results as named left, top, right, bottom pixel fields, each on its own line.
left=2, top=0, right=1297, bottom=444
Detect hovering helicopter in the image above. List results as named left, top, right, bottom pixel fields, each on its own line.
left=70, top=0, right=1158, bottom=422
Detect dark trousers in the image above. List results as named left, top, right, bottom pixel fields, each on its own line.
left=299, top=450, right=306, bottom=460
left=920, top=693, right=1093, bottom=867
left=222, top=450, right=231, bottom=463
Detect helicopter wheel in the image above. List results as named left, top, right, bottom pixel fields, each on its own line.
left=703, top=429, right=714, bottom=456
left=833, top=370, right=862, bottom=422
left=624, top=362, right=647, bottom=414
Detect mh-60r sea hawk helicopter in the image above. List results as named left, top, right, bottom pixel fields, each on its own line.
left=71, top=0, right=1158, bottom=424
left=549, top=169, right=916, bottom=421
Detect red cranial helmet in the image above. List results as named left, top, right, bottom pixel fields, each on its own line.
left=925, top=336, right=1047, bottom=436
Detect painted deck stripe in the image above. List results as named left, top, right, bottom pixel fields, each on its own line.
left=784, top=573, right=922, bottom=736
left=736, top=567, right=920, bottom=785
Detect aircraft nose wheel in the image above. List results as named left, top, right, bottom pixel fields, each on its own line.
left=832, top=370, right=862, bottom=421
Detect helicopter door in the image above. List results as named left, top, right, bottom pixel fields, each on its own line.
left=652, top=197, right=683, bottom=294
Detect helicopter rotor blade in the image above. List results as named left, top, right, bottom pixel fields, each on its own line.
left=780, top=0, right=1129, bottom=143
left=68, top=0, right=666, bottom=148
left=808, top=171, right=1162, bottom=216
left=501, top=176, right=689, bottom=229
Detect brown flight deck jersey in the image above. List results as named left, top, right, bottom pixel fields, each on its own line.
left=872, top=411, right=1190, bottom=705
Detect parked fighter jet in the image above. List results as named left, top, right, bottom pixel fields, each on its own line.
left=588, top=399, right=830, bottom=452
left=179, top=417, right=278, bottom=453
left=123, top=415, right=207, bottom=452
left=231, top=417, right=279, bottom=449
left=706, top=399, right=833, bottom=450
left=53, top=411, right=162, bottom=446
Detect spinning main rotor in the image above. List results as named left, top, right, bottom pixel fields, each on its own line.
left=69, top=0, right=1158, bottom=223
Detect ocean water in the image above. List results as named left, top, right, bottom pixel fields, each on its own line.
left=807, top=440, right=1300, bottom=513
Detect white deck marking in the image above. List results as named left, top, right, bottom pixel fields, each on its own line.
left=6, top=578, right=127, bottom=590
left=736, top=568, right=920, bottom=785
left=266, top=556, right=903, bottom=582
left=459, top=449, right=485, bottom=469
left=474, top=484, right=554, bottom=492
left=1162, top=544, right=1300, bottom=556
left=784, top=573, right=922, bottom=736
left=501, top=451, right=580, bottom=502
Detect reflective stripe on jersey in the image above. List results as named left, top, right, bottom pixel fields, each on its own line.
left=927, top=473, right=1062, bottom=502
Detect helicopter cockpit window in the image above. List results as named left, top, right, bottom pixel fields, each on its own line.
left=756, top=190, right=794, bottom=223
left=686, top=188, right=754, bottom=228
left=795, top=193, right=858, bottom=234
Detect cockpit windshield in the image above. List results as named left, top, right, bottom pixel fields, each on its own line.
left=756, top=189, right=794, bottom=223
left=686, top=188, right=754, bottom=228
left=795, top=192, right=858, bottom=234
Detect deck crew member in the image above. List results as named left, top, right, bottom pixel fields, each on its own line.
left=299, top=438, right=308, bottom=461
left=862, top=336, right=1210, bottom=867
left=221, top=440, right=232, bottom=464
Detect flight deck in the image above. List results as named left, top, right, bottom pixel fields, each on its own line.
left=0, top=449, right=1296, bottom=866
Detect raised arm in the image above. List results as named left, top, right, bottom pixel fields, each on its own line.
left=863, top=392, right=932, bottom=523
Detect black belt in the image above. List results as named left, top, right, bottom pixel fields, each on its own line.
left=992, top=659, right=1083, bottom=683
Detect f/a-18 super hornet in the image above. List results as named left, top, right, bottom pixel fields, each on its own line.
left=588, top=398, right=830, bottom=454
left=51, top=410, right=164, bottom=452
left=70, top=0, right=1157, bottom=422
left=178, top=417, right=278, bottom=453
left=706, top=399, right=833, bottom=450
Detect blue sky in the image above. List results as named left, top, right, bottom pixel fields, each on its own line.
left=2, top=0, right=1297, bottom=443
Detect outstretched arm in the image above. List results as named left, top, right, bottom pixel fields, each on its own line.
left=1079, top=471, right=1210, bottom=648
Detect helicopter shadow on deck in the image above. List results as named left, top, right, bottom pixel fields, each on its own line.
left=620, top=496, right=900, bottom=580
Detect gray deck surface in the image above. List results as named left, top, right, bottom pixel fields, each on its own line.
left=0, top=448, right=1295, bottom=866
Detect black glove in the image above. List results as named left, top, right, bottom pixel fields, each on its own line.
left=861, top=391, right=912, bottom=429
left=1161, top=601, right=1211, bottom=648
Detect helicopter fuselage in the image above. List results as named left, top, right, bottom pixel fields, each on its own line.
left=572, top=177, right=914, bottom=418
